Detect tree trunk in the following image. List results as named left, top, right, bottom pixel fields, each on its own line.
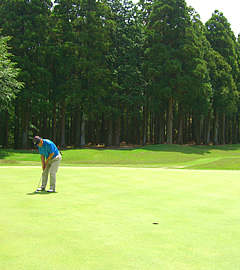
left=219, top=113, right=225, bottom=145
left=88, top=116, right=95, bottom=145
left=96, top=113, right=100, bottom=145
left=150, top=112, right=153, bottom=143
left=232, top=114, right=238, bottom=144
left=142, top=106, right=148, bottom=146
left=203, top=112, right=211, bottom=145
left=70, top=109, right=74, bottom=145
left=100, top=113, right=105, bottom=144
left=225, top=116, right=230, bottom=144
left=159, top=110, right=165, bottom=144
left=193, top=111, right=201, bottom=145
left=52, top=101, right=57, bottom=143
left=80, top=112, right=86, bottom=147
left=135, top=113, right=141, bottom=145
left=106, top=116, right=113, bottom=146
left=166, top=96, right=173, bottom=144
left=177, top=104, right=183, bottom=145
left=154, top=113, right=159, bottom=144
left=213, top=111, right=219, bottom=145
left=115, top=116, right=121, bottom=146
left=22, top=108, right=29, bottom=149
left=126, top=105, right=129, bottom=144
left=183, top=112, right=187, bottom=144
left=14, top=100, right=20, bottom=149
left=75, top=105, right=81, bottom=147
left=188, top=110, right=192, bottom=142
left=60, top=100, right=66, bottom=147
left=3, top=110, right=9, bottom=148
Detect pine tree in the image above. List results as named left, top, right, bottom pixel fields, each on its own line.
left=144, top=0, right=212, bottom=144
left=0, top=35, right=23, bottom=148
left=69, top=0, right=114, bottom=146
left=105, top=0, right=144, bottom=146
left=206, top=10, right=239, bottom=144
left=0, top=0, right=52, bottom=148
left=0, top=35, right=23, bottom=111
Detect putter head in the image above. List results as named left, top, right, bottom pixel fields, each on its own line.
left=35, top=190, right=40, bottom=193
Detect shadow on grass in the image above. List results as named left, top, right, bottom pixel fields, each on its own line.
left=0, top=149, right=10, bottom=159
left=26, top=191, right=58, bottom=195
left=133, top=144, right=240, bottom=154
left=0, top=149, right=39, bottom=158
left=68, top=144, right=240, bottom=155
left=2, top=144, right=240, bottom=161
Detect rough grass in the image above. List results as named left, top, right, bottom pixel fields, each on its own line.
left=1, top=144, right=240, bottom=169
left=1, top=167, right=240, bottom=270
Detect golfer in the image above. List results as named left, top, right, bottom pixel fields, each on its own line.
left=33, top=136, right=62, bottom=192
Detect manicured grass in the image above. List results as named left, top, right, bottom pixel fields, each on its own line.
left=1, top=167, right=240, bottom=269
left=1, top=145, right=240, bottom=268
left=1, top=144, right=240, bottom=169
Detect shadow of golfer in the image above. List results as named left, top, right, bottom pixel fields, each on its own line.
left=26, top=191, right=52, bottom=195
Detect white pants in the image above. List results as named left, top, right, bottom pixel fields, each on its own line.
left=41, top=154, right=62, bottom=190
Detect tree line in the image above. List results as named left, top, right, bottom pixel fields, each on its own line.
left=0, top=0, right=240, bottom=149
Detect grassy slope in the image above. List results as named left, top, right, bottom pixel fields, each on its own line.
left=1, top=167, right=240, bottom=270
left=1, top=144, right=240, bottom=169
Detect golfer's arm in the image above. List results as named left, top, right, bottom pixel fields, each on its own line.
left=41, top=155, right=45, bottom=166
left=45, top=153, right=54, bottom=164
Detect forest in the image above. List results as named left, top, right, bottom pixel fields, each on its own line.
left=0, top=0, right=240, bottom=149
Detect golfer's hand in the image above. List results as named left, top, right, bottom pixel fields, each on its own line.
left=42, top=163, right=46, bottom=170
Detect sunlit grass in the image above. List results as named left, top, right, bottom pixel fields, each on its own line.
left=0, top=167, right=240, bottom=270
left=1, top=144, right=240, bottom=169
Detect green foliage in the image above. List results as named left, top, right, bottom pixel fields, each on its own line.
left=106, top=0, right=145, bottom=114
left=208, top=50, right=237, bottom=114
left=206, top=10, right=239, bottom=115
left=144, top=0, right=212, bottom=116
left=0, top=0, right=53, bottom=147
left=0, top=35, right=23, bottom=111
left=206, top=10, right=238, bottom=80
left=1, top=0, right=240, bottom=148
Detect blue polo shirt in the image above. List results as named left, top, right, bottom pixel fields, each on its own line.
left=38, top=139, right=59, bottom=159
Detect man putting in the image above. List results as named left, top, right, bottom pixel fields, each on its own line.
left=33, top=136, right=62, bottom=193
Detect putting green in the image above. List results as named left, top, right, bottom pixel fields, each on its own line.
left=1, top=167, right=240, bottom=270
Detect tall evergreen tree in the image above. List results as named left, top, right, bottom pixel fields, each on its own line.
left=207, top=49, right=237, bottom=144
left=0, top=0, right=52, bottom=148
left=48, top=0, right=77, bottom=146
left=0, top=35, right=23, bottom=148
left=0, top=35, right=23, bottom=111
left=144, top=0, right=211, bottom=144
left=69, top=0, right=114, bottom=146
left=206, top=10, right=239, bottom=144
left=106, top=0, right=144, bottom=146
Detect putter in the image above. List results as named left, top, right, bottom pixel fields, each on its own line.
left=34, top=176, right=42, bottom=193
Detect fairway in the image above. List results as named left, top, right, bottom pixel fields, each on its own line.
left=1, top=167, right=240, bottom=270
